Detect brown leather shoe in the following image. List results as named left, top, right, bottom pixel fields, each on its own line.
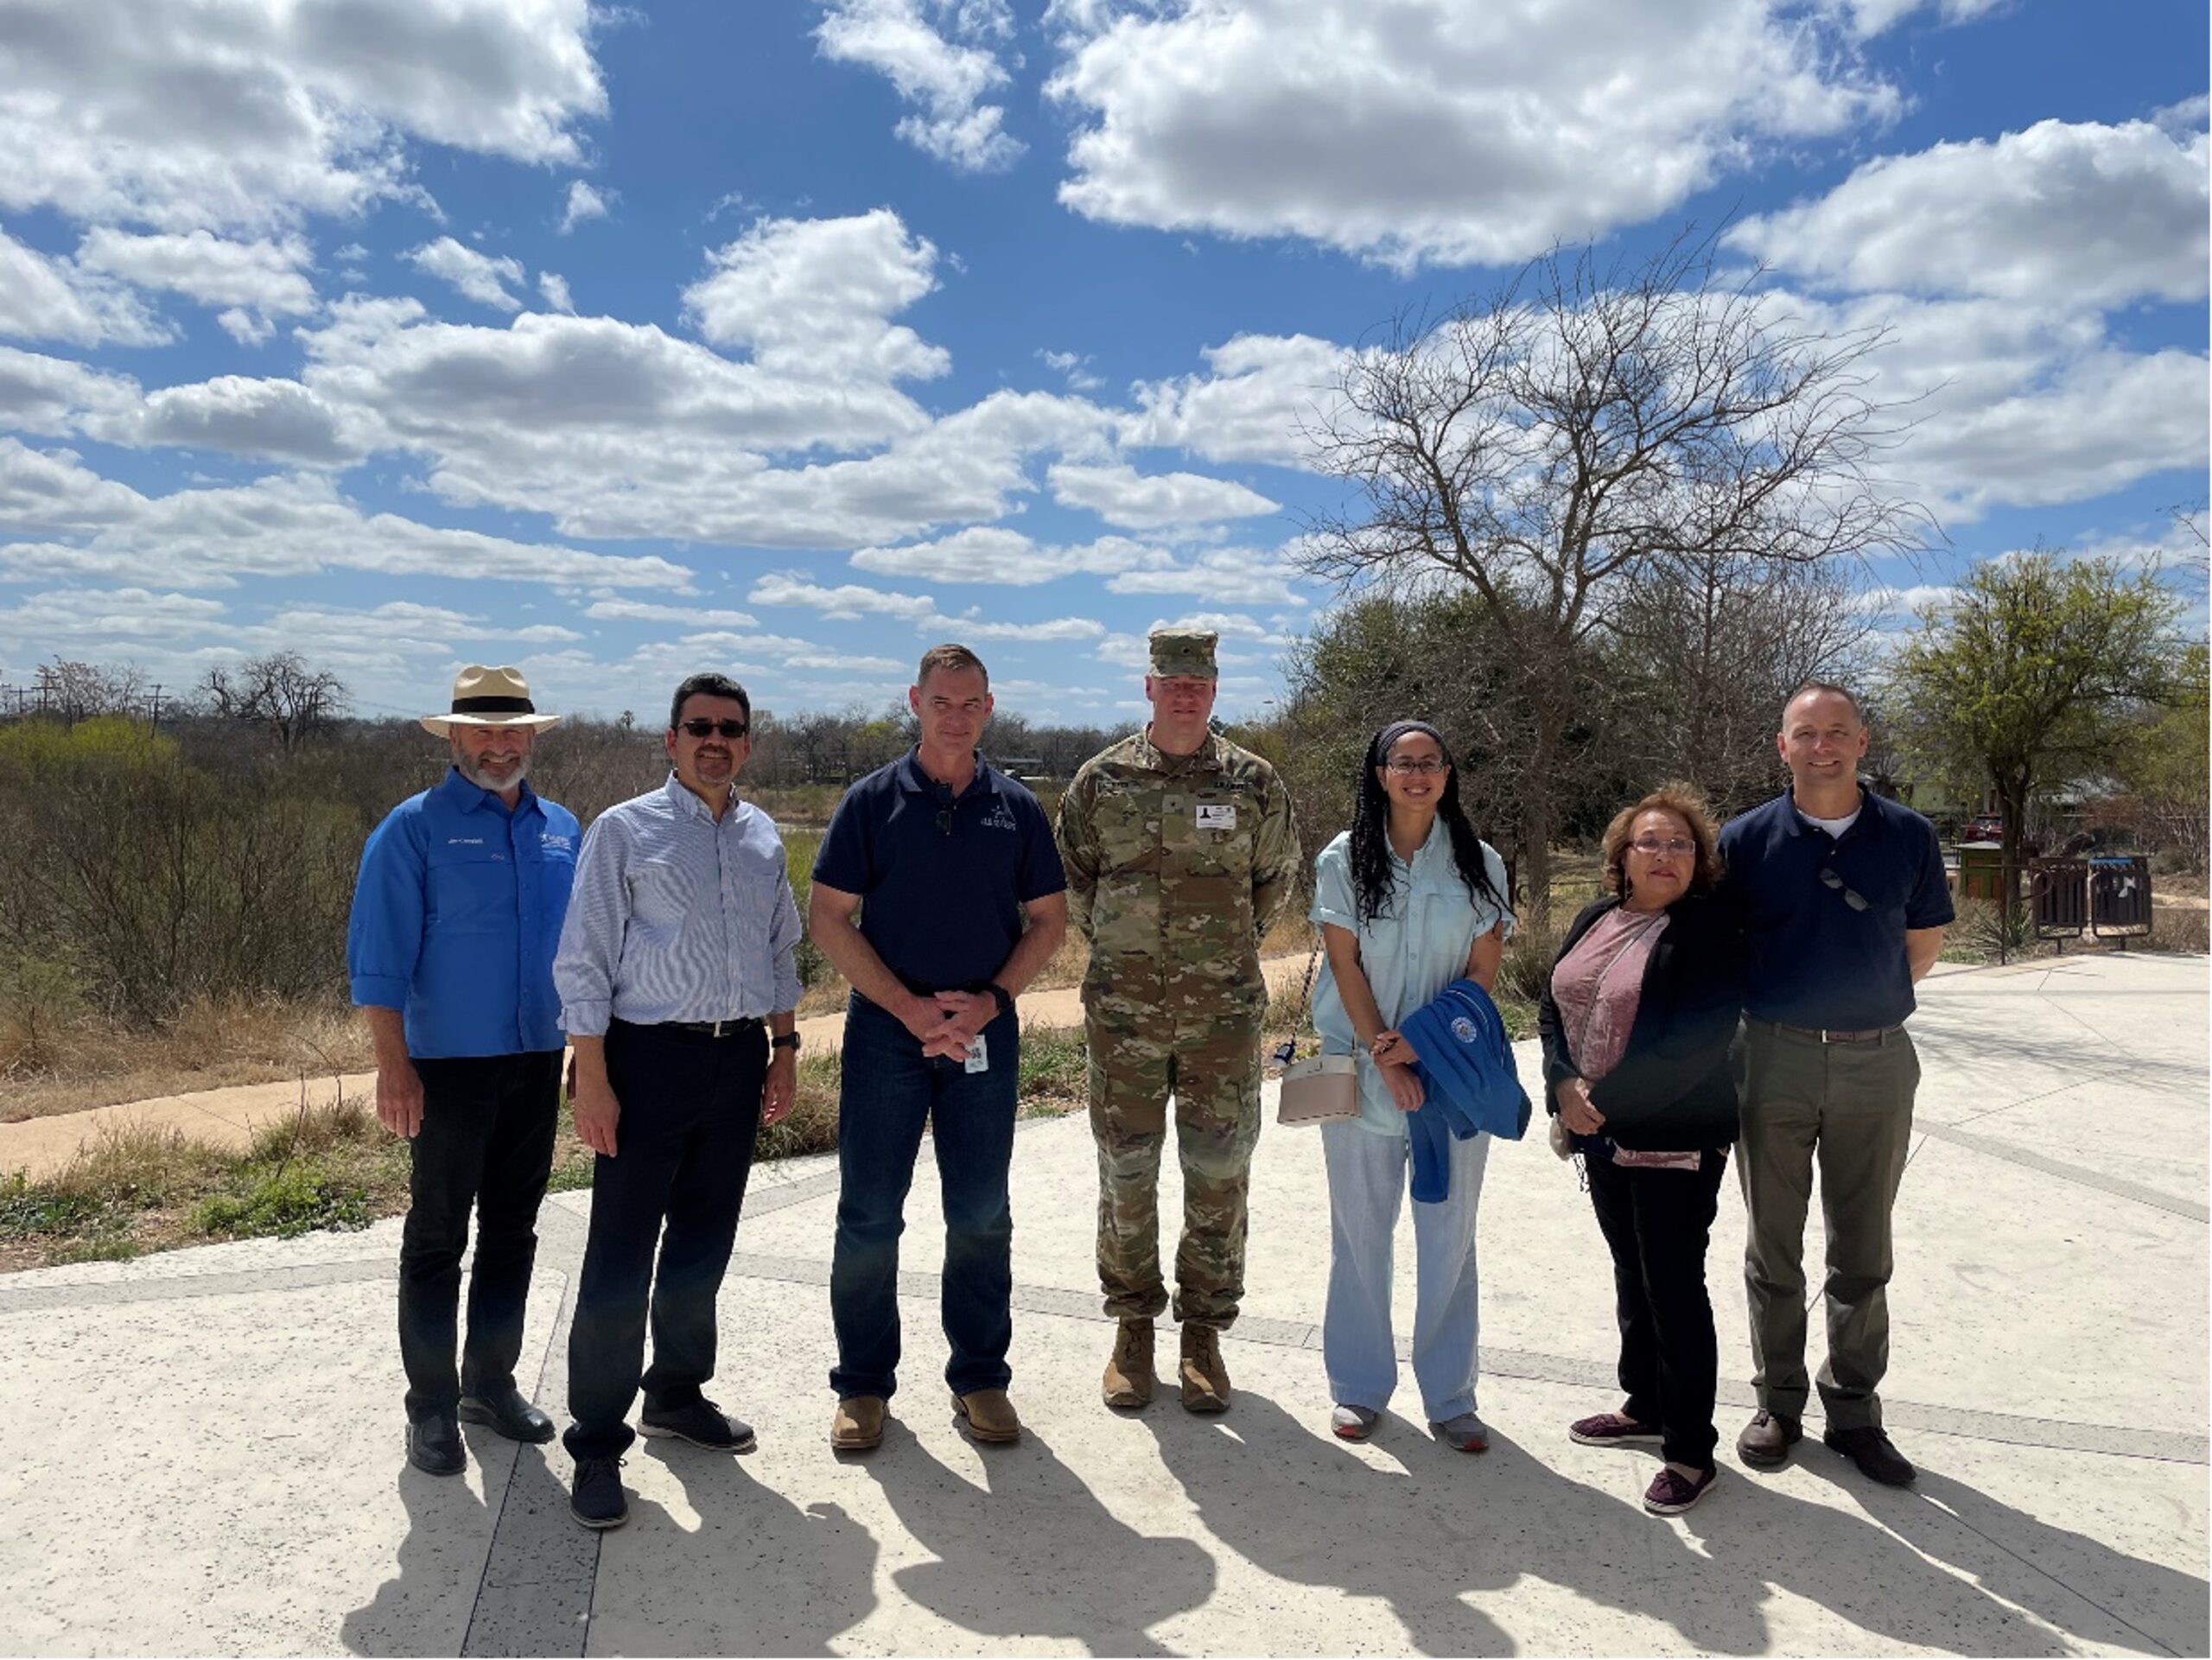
left=1179, top=1324, right=1231, bottom=1413
left=830, top=1396, right=886, bottom=1451
left=1103, top=1318, right=1154, bottom=1408
left=952, top=1388, right=1021, bottom=1444
left=1736, top=1408, right=1802, bottom=1468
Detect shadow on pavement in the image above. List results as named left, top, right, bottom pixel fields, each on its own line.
left=1141, top=1390, right=2105, bottom=1657
left=339, top=1462, right=493, bottom=1658
left=612, top=1440, right=881, bottom=1656
left=860, top=1415, right=1217, bottom=1656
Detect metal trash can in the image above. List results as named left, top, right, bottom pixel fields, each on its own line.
left=2030, top=859, right=2088, bottom=942
left=1955, top=843, right=2008, bottom=902
left=2088, top=855, right=2153, bottom=941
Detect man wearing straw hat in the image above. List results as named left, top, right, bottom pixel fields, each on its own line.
left=347, top=665, right=579, bottom=1478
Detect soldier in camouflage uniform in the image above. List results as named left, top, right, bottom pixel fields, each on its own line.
left=1056, top=629, right=1301, bottom=1412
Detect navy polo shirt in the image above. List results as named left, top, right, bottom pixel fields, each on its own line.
left=1719, top=788, right=1955, bottom=1030
left=811, top=748, right=1067, bottom=992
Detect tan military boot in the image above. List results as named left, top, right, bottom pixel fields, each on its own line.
left=1102, top=1318, right=1154, bottom=1408
left=1180, top=1324, right=1231, bottom=1413
left=830, top=1395, right=886, bottom=1451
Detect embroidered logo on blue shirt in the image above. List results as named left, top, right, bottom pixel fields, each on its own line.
left=981, top=801, right=1019, bottom=832
left=539, top=832, right=575, bottom=851
left=1451, top=1015, right=1478, bottom=1045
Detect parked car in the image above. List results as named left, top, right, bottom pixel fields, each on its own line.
left=1965, top=812, right=2005, bottom=843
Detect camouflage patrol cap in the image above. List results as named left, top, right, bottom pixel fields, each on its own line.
left=1147, top=628, right=1218, bottom=679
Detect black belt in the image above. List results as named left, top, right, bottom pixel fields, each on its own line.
left=645, top=1015, right=764, bottom=1040
left=1752, top=1016, right=1904, bottom=1046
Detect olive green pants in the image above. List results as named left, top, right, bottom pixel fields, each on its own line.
left=1738, top=1021, right=1919, bottom=1431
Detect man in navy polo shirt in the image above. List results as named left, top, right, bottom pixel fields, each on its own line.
left=808, top=643, right=1069, bottom=1451
left=348, top=665, right=579, bottom=1478
left=1720, top=681, right=1952, bottom=1488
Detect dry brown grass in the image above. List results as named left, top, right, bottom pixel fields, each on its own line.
left=0, top=995, right=374, bottom=1124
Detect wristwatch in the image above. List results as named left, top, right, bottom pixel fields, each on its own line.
left=986, top=983, right=1014, bottom=1019
left=771, top=1032, right=801, bottom=1053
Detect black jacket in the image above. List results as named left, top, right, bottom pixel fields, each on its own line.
left=1536, top=890, right=1745, bottom=1150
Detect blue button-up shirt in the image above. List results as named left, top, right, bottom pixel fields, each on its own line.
left=552, top=774, right=803, bottom=1036
left=1720, top=787, right=1955, bottom=1030
left=1309, top=823, right=1514, bottom=1137
left=346, top=767, right=580, bottom=1058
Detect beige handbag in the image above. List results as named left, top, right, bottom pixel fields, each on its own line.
left=1271, top=938, right=1360, bottom=1127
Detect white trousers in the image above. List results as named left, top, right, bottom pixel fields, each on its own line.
left=1320, top=1118, right=1489, bottom=1422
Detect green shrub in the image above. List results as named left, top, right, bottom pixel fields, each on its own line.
left=197, top=1163, right=374, bottom=1238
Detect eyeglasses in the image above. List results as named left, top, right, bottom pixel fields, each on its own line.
left=678, top=719, right=749, bottom=739
left=1629, top=836, right=1695, bottom=856
left=1819, top=866, right=1869, bottom=911
left=1384, top=758, right=1447, bottom=777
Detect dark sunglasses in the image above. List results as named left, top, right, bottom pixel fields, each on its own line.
left=678, top=718, right=749, bottom=739
left=1818, top=865, right=1869, bottom=912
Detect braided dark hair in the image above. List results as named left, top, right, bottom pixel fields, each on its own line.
left=1347, top=720, right=1505, bottom=923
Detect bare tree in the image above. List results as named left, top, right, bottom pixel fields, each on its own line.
left=1301, top=227, right=1929, bottom=920
left=202, top=652, right=347, bottom=753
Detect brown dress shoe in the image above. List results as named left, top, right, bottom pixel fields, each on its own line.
left=1103, top=1318, right=1154, bottom=1408
left=1736, top=1408, right=1802, bottom=1468
left=830, top=1396, right=886, bottom=1451
left=1179, top=1324, right=1231, bottom=1413
left=952, top=1388, right=1022, bottom=1444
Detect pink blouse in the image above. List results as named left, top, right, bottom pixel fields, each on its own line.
left=1549, top=906, right=1669, bottom=1083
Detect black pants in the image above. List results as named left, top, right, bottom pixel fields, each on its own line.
left=564, top=1020, right=766, bottom=1460
left=398, top=1050, right=563, bottom=1421
left=1586, top=1146, right=1729, bottom=1470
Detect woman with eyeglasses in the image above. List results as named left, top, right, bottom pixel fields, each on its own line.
left=1537, top=785, right=1745, bottom=1516
left=1307, top=721, right=1512, bottom=1452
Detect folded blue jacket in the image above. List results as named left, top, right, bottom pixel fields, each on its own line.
left=1399, top=978, right=1530, bottom=1203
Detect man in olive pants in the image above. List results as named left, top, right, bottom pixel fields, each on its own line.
left=1719, top=684, right=1951, bottom=1487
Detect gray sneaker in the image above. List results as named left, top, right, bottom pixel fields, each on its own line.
left=1431, top=1412, right=1491, bottom=1453
left=1330, top=1403, right=1380, bottom=1441
left=639, top=1397, right=757, bottom=1453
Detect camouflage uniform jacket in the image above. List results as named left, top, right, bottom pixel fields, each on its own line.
left=1058, top=729, right=1301, bottom=1026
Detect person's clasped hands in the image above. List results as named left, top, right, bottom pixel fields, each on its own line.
left=1369, top=1027, right=1426, bottom=1113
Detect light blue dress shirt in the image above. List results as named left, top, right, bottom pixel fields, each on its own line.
left=553, top=774, right=803, bottom=1036
left=1310, top=823, right=1515, bottom=1137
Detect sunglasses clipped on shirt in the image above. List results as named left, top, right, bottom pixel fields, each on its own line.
left=1819, top=864, right=1870, bottom=912
left=678, top=718, right=750, bottom=740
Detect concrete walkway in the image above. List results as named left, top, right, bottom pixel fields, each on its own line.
left=0, top=957, right=1315, bottom=1180
left=0, top=954, right=2203, bottom=1656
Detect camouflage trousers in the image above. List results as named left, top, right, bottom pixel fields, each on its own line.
left=1087, top=1010, right=1264, bottom=1330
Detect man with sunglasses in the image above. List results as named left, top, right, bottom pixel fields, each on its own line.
left=552, top=672, right=803, bottom=1529
left=807, top=644, right=1067, bottom=1452
left=1719, top=681, right=1952, bottom=1487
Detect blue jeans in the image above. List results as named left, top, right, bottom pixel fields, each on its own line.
left=830, top=992, right=1019, bottom=1402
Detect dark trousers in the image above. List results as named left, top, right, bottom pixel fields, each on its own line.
left=1738, top=1022, right=1918, bottom=1431
left=398, top=1051, right=562, bottom=1421
left=830, top=993, right=1019, bottom=1402
left=1586, top=1146, right=1730, bottom=1470
left=563, top=1020, right=766, bottom=1460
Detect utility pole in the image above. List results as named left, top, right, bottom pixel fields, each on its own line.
left=148, top=683, right=164, bottom=731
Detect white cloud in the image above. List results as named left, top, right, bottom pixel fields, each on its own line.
left=0, top=446, right=693, bottom=591
left=558, top=179, right=613, bottom=233
left=1731, top=119, right=2210, bottom=307
left=852, top=525, right=1173, bottom=585
left=947, top=614, right=1105, bottom=640
left=538, top=271, right=575, bottom=313
left=131, top=376, right=370, bottom=467
left=0, top=348, right=141, bottom=436
left=1037, top=347, right=1103, bottom=392
left=406, top=238, right=528, bottom=311
left=584, top=598, right=761, bottom=628
left=1122, top=334, right=1348, bottom=467
left=1104, top=544, right=1311, bottom=607
left=748, top=571, right=938, bottom=621
left=0, top=586, right=227, bottom=646
left=1047, top=460, right=1279, bottom=530
left=0, top=226, right=168, bottom=347
left=1841, top=0, right=2006, bottom=37
left=816, top=0, right=1025, bottom=172
left=1047, top=0, right=1898, bottom=270
left=75, top=228, right=318, bottom=319
left=683, top=209, right=949, bottom=382
left=0, top=0, right=607, bottom=233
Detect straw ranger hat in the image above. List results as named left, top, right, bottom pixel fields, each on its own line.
left=420, top=665, right=561, bottom=736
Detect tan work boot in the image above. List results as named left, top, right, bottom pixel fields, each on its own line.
left=952, top=1388, right=1022, bottom=1444
left=830, top=1395, right=886, bottom=1451
left=1103, top=1318, right=1155, bottom=1408
left=1179, top=1324, right=1231, bottom=1413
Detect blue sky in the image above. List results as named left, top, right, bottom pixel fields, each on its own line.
left=0, top=0, right=2202, bottom=727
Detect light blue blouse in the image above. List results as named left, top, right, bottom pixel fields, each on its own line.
left=1308, top=823, right=1515, bottom=1137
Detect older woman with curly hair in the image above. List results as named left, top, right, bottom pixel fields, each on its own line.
left=1538, top=785, right=1745, bottom=1517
